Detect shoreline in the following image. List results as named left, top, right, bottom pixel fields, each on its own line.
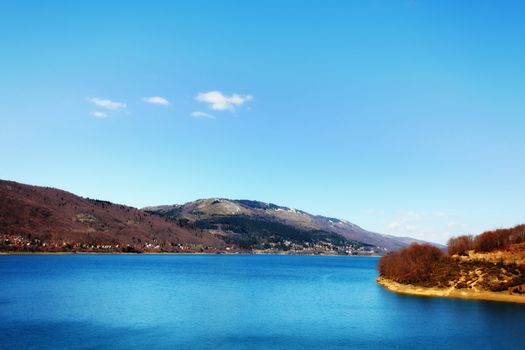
left=0, top=251, right=381, bottom=257
left=377, top=276, right=525, bottom=304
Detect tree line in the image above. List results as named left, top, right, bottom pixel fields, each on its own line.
left=378, top=224, right=525, bottom=284
left=447, top=224, right=525, bottom=255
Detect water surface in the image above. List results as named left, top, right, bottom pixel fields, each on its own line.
left=1, top=254, right=523, bottom=349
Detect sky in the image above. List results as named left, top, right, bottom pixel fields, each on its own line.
left=1, top=0, right=524, bottom=244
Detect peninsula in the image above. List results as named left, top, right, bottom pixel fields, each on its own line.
left=377, top=225, right=525, bottom=303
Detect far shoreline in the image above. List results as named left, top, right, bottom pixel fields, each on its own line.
left=377, top=276, right=525, bottom=304
left=0, top=251, right=382, bottom=257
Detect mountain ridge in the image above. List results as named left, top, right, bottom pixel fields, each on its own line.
left=0, top=179, right=437, bottom=254
left=144, top=198, right=436, bottom=252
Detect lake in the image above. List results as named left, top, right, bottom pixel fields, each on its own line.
left=1, top=254, right=523, bottom=349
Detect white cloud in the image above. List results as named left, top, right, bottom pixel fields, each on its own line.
left=195, top=91, right=253, bottom=111
left=142, top=96, right=170, bottom=106
left=388, top=221, right=402, bottom=229
left=88, top=97, right=127, bottom=110
left=91, top=111, right=107, bottom=118
left=387, top=220, right=419, bottom=234
left=398, top=210, right=423, bottom=218
left=190, top=111, right=215, bottom=119
left=383, top=210, right=463, bottom=244
left=447, top=222, right=467, bottom=229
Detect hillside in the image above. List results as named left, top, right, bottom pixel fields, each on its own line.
left=0, top=180, right=225, bottom=253
left=377, top=225, right=525, bottom=303
left=0, top=179, right=435, bottom=255
left=144, top=198, right=431, bottom=253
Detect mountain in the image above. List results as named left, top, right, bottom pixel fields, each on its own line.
left=144, top=198, right=432, bottom=253
left=0, top=180, right=224, bottom=253
left=0, top=179, right=434, bottom=254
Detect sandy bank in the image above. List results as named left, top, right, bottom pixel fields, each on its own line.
left=377, top=276, right=525, bottom=304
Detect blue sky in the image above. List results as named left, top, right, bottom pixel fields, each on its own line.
left=1, top=0, right=524, bottom=243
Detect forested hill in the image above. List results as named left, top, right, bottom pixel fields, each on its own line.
left=144, top=198, right=434, bottom=253
left=1, top=179, right=436, bottom=254
left=0, top=180, right=224, bottom=253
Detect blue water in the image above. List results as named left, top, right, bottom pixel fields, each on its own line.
left=1, top=255, right=523, bottom=349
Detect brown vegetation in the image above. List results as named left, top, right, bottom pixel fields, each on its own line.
left=0, top=179, right=377, bottom=255
left=378, top=243, right=446, bottom=284
left=448, top=224, right=525, bottom=255
left=0, top=180, right=225, bottom=253
left=379, top=225, right=525, bottom=297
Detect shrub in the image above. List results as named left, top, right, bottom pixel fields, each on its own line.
left=473, top=224, right=525, bottom=252
left=378, top=243, right=445, bottom=284
left=447, top=235, right=474, bottom=256
left=446, top=225, right=525, bottom=254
